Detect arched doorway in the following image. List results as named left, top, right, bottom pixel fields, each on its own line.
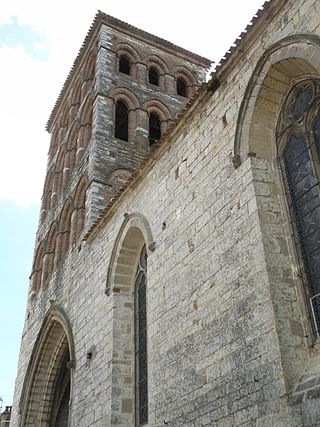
left=19, top=307, right=75, bottom=426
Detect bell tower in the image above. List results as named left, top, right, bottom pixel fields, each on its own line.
left=29, top=12, right=210, bottom=297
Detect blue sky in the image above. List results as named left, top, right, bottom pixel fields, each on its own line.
left=0, top=16, right=49, bottom=60
left=0, top=0, right=265, bottom=410
left=0, top=201, right=39, bottom=406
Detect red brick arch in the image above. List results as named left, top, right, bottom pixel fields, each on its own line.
left=174, top=66, right=198, bottom=97
left=116, top=43, right=141, bottom=79
left=42, top=222, right=58, bottom=288
left=70, top=78, right=82, bottom=106
left=55, top=145, right=66, bottom=200
left=110, top=87, right=140, bottom=142
left=77, top=96, right=93, bottom=161
left=66, top=122, right=79, bottom=172
left=40, top=166, right=54, bottom=221
left=144, top=99, right=173, bottom=134
left=48, top=131, right=59, bottom=163
left=30, top=242, right=44, bottom=294
left=55, top=201, right=72, bottom=266
left=145, top=54, right=169, bottom=88
left=71, top=178, right=88, bottom=243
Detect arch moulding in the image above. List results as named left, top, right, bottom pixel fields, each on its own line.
left=105, top=212, right=156, bottom=296
left=19, top=305, right=76, bottom=423
left=234, top=34, right=320, bottom=166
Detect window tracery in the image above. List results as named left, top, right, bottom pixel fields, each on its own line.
left=278, top=79, right=320, bottom=334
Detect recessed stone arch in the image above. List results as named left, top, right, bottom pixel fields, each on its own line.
left=234, top=34, right=320, bottom=165
left=106, top=213, right=155, bottom=426
left=106, top=212, right=156, bottom=296
left=19, top=306, right=75, bottom=427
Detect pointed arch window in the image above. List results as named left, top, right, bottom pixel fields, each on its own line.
left=149, top=113, right=161, bottom=147
left=119, top=55, right=130, bottom=75
left=279, top=80, right=320, bottom=335
left=177, top=77, right=187, bottom=97
left=134, top=245, right=148, bottom=426
left=148, top=67, right=159, bottom=86
left=115, top=101, right=129, bottom=141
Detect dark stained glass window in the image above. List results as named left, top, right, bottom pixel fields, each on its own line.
left=119, top=56, right=130, bottom=75
left=149, top=113, right=161, bottom=147
left=177, top=78, right=187, bottom=97
left=135, top=245, right=148, bottom=425
left=148, top=67, right=159, bottom=86
left=280, top=80, right=320, bottom=334
left=115, top=101, right=128, bottom=141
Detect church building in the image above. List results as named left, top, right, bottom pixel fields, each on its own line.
left=11, top=0, right=320, bottom=425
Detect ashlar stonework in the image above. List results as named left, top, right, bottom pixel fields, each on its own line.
left=11, top=0, right=320, bottom=425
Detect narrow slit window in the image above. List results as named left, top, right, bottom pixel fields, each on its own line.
left=119, top=56, right=130, bottom=75
left=115, top=101, right=129, bottom=141
left=177, top=78, right=188, bottom=97
left=135, top=245, right=148, bottom=426
left=148, top=67, right=159, bottom=86
left=149, top=113, right=161, bottom=147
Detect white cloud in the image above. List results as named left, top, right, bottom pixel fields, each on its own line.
left=0, top=0, right=264, bottom=206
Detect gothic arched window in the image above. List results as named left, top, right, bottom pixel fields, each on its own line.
left=148, top=67, right=159, bottom=86
left=149, top=113, right=161, bottom=147
left=119, top=55, right=130, bottom=75
left=177, top=77, right=187, bottom=97
left=115, top=101, right=129, bottom=141
left=279, top=79, right=320, bottom=335
left=134, top=245, right=148, bottom=426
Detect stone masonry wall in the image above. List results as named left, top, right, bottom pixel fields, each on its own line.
left=11, top=0, right=320, bottom=425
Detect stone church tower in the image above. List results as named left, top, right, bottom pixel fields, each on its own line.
left=11, top=12, right=210, bottom=427
left=12, top=0, right=320, bottom=426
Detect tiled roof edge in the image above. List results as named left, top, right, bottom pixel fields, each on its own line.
left=210, top=0, right=278, bottom=79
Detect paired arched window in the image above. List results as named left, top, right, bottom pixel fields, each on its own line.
left=115, top=101, right=129, bottom=141
left=119, top=55, right=130, bottom=75
left=148, top=67, right=159, bottom=86
left=279, top=79, right=320, bottom=334
left=149, top=113, right=161, bottom=146
left=134, top=245, right=148, bottom=426
left=177, top=77, right=188, bottom=97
